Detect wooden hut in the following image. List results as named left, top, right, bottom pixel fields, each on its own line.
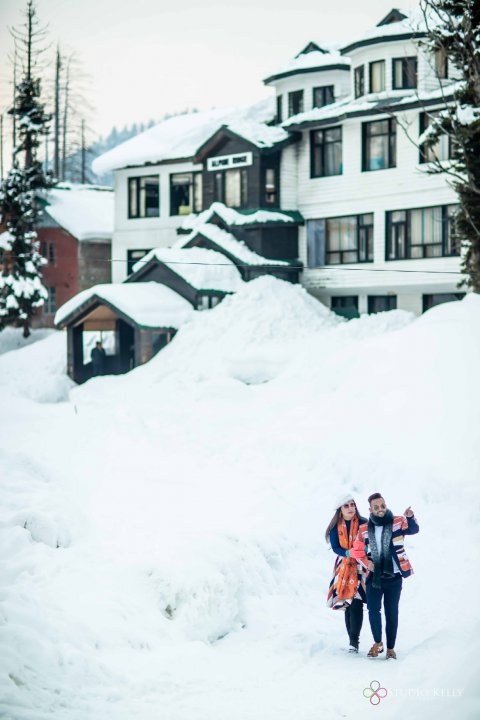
left=55, top=282, right=193, bottom=383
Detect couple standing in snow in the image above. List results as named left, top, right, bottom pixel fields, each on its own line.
left=326, top=493, right=419, bottom=659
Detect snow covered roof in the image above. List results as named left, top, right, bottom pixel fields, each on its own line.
left=221, top=120, right=289, bottom=149
left=263, top=47, right=350, bottom=85
left=181, top=202, right=301, bottom=232
left=177, top=223, right=290, bottom=267
left=340, top=8, right=426, bottom=54
left=42, top=183, right=114, bottom=242
left=131, top=247, right=244, bottom=293
left=283, top=83, right=458, bottom=129
left=55, top=282, right=194, bottom=328
left=92, top=98, right=276, bottom=174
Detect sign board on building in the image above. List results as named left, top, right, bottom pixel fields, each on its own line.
left=207, top=152, right=253, bottom=171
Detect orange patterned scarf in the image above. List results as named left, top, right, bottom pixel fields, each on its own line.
left=336, top=515, right=360, bottom=600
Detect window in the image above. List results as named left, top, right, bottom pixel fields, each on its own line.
left=307, top=215, right=373, bottom=267
left=392, top=57, right=417, bottom=89
left=288, top=90, right=304, bottom=117
left=423, top=293, right=465, bottom=312
left=276, top=95, right=283, bottom=123
left=312, top=85, right=334, bottom=108
left=214, top=169, right=248, bottom=208
left=434, top=48, right=448, bottom=79
left=197, top=295, right=222, bottom=310
left=326, top=213, right=374, bottom=265
left=419, top=112, right=452, bottom=163
left=128, top=176, right=159, bottom=218
left=368, top=295, right=397, bottom=313
left=310, top=127, right=342, bottom=178
left=127, top=248, right=152, bottom=275
left=386, top=204, right=459, bottom=260
left=170, top=172, right=202, bottom=216
left=264, top=168, right=277, bottom=205
left=331, top=296, right=359, bottom=319
left=362, top=119, right=396, bottom=171
left=44, top=287, right=56, bottom=314
left=40, top=241, right=55, bottom=264
left=354, top=66, right=365, bottom=98
left=369, top=60, right=386, bottom=93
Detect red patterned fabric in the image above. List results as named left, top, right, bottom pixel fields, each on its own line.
left=327, top=516, right=366, bottom=609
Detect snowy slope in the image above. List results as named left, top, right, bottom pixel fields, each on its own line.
left=1, top=279, right=479, bottom=720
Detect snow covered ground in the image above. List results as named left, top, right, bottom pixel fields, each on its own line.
left=1, top=278, right=479, bottom=720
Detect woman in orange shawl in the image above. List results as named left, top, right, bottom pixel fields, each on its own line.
left=326, top=494, right=367, bottom=652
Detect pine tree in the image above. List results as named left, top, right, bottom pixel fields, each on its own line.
left=420, top=0, right=480, bottom=291
left=0, top=0, right=53, bottom=338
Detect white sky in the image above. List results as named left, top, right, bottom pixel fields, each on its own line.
left=0, top=0, right=418, bottom=143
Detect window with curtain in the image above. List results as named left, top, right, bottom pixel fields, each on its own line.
left=170, top=173, right=203, bottom=215
left=386, top=204, right=459, bottom=260
left=326, top=213, right=374, bottom=264
left=354, top=66, right=365, bottom=98
left=310, top=127, right=342, bottom=177
left=128, top=176, right=160, bottom=218
left=369, top=60, right=386, bottom=93
left=288, top=90, right=304, bottom=117
left=312, top=86, right=335, bottom=108
left=392, top=57, right=417, bottom=89
left=363, top=119, right=396, bottom=171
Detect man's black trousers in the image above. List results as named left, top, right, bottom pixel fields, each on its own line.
left=366, top=574, right=403, bottom=649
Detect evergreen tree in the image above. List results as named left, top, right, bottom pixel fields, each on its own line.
left=420, top=0, right=480, bottom=291
left=0, top=0, right=53, bottom=337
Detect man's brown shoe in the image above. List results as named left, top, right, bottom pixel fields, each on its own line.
left=386, top=648, right=397, bottom=659
left=367, top=642, right=384, bottom=657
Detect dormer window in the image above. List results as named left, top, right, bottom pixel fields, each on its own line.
left=288, top=90, right=304, bottom=117
left=354, top=66, right=365, bottom=98
left=369, top=61, right=386, bottom=93
left=392, top=57, right=417, bottom=89
left=313, top=86, right=335, bottom=108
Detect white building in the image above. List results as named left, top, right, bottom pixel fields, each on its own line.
left=93, top=7, right=463, bottom=317
left=276, top=8, right=462, bottom=316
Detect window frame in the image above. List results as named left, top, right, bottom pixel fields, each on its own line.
left=419, top=111, right=453, bottom=164
left=264, top=167, right=278, bottom=205
left=214, top=168, right=248, bottom=209
left=276, top=95, right=283, bottom=123
left=312, top=85, right=335, bottom=109
left=385, top=204, right=459, bottom=261
left=368, top=295, right=397, bottom=313
left=325, top=212, right=374, bottom=265
left=169, top=172, right=203, bottom=216
left=128, top=175, right=160, bottom=219
left=310, top=126, right=343, bottom=178
left=392, top=56, right=417, bottom=89
left=127, top=248, right=153, bottom=275
left=354, top=65, right=365, bottom=98
left=44, top=286, right=57, bottom=315
left=288, top=90, right=304, bottom=117
left=369, top=60, right=386, bottom=93
left=362, top=118, right=397, bottom=172
left=434, top=48, right=448, bottom=79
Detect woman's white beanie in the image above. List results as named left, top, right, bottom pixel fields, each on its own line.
left=334, top=493, right=355, bottom=510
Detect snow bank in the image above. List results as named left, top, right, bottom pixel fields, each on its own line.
left=0, top=329, right=73, bottom=402
left=1, top=283, right=480, bottom=720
